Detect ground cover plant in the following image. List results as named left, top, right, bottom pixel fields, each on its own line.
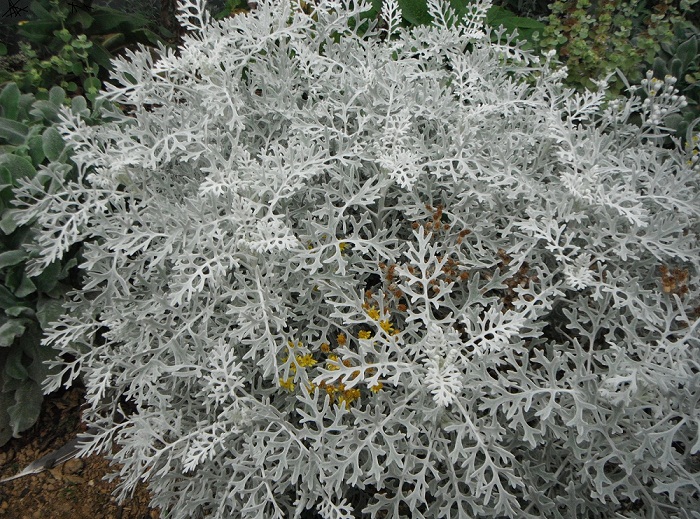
left=8, top=0, right=700, bottom=517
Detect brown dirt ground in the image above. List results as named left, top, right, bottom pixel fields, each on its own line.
left=0, top=383, right=159, bottom=519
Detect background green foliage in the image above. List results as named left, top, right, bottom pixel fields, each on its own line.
left=536, top=0, right=698, bottom=89
left=0, top=0, right=165, bottom=100
left=0, top=82, right=80, bottom=446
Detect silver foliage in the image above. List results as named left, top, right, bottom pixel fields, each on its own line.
left=9, top=0, right=700, bottom=517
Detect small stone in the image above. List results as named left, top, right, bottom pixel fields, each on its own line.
left=62, top=458, right=84, bottom=475
left=0, top=501, right=8, bottom=510
left=88, top=479, right=95, bottom=486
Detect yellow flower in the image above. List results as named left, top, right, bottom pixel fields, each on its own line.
left=379, top=319, right=394, bottom=334
left=358, top=330, right=372, bottom=340
left=366, top=306, right=380, bottom=320
left=337, top=333, right=346, bottom=346
left=280, top=377, right=295, bottom=392
left=338, top=388, right=361, bottom=407
left=296, top=353, right=317, bottom=368
left=370, top=382, right=383, bottom=393
left=320, top=342, right=330, bottom=353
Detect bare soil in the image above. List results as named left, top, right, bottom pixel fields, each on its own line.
left=0, top=383, right=159, bottom=519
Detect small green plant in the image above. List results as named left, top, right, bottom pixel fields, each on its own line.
left=1, top=0, right=165, bottom=100
left=537, top=0, right=699, bottom=94
left=0, top=82, right=119, bottom=446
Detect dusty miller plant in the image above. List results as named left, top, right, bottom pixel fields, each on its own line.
left=8, top=0, right=700, bottom=517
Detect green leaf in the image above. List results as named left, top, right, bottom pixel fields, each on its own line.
left=14, top=273, right=36, bottom=298
left=1, top=371, right=21, bottom=393
left=0, top=250, right=29, bottom=269
left=71, top=61, right=84, bottom=76
left=0, top=210, right=19, bottom=235
left=48, top=86, right=66, bottom=107
left=28, top=100, right=61, bottom=122
left=42, top=126, right=65, bottom=162
left=36, top=295, right=65, bottom=329
left=652, top=57, right=668, bottom=79
left=86, top=42, right=114, bottom=72
left=0, top=164, right=11, bottom=186
left=0, top=154, right=36, bottom=185
left=0, top=285, right=20, bottom=310
left=0, top=43, right=7, bottom=57
left=32, top=258, right=61, bottom=293
left=59, top=257, right=78, bottom=280
left=27, top=134, right=46, bottom=167
left=5, top=306, right=35, bottom=318
left=0, top=186, right=13, bottom=211
left=18, top=93, right=35, bottom=119
left=18, top=21, right=61, bottom=46
left=676, top=36, right=698, bottom=72
left=670, top=58, right=683, bottom=79
left=19, top=322, right=48, bottom=384
left=0, top=391, right=14, bottom=446
left=55, top=29, right=72, bottom=43
left=4, top=345, right=27, bottom=380
left=0, top=319, right=26, bottom=347
left=399, top=0, right=432, bottom=26
left=0, top=83, right=20, bottom=121
left=83, top=76, right=101, bottom=95
left=68, top=9, right=95, bottom=30
left=0, top=117, right=29, bottom=145
left=71, top=95, right=88, bottom=116
left=486, top=6, right=545, bottom=30
left=27, top=344, right=51, bottom=383
left=88, top=7, right=149, bottom=33
left=7, top=379, right=43, bottom=435
left=29, top=0, right=53, bottom=19
left=3, top=264, right=22, bottom=292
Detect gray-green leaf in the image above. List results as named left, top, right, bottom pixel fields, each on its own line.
left=7, top=380, right=43, bottom=436
left=0, top=250, right=29, bottom=269
left=36, top=296, right=65, bottom=329
left=42, top=127, right=65, bottom=162
left=0, top=319, right=26, bottom=347
left=0, top=83, right=20, bottom=121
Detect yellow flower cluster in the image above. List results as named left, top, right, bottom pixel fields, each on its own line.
left=313, top=381, right=362, bottom=408
left=277, top=326, right=392, bottom=408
